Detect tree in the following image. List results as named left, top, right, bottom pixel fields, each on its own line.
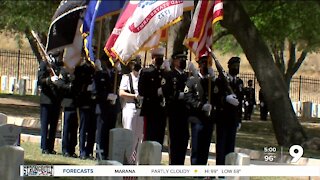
left=221, top=0, right=307, bottom=146
left=0, top=1, right=59, bottom=61
left=217, top=1, right=320, bottom=89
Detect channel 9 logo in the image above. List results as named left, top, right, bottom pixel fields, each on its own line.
left=289, top=145, right=304, bottom=163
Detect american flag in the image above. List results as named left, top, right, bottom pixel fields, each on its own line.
left=123, top=140, right=139, bottom=180
left=184, top=0, right=223, bottom=59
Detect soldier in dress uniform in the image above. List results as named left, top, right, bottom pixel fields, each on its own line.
left=95, top=55, right=119, bottom=160
left=184, top=55, right=215, bottom=165
left=243, top=79, right=256, bottom=120
left=259, top=88, right=268, bottom=121
left=213, top=56, right=244, bottom=165
left=162, top=52, right=189, bottom=165
left=54, top=62, right=78, bottom=158
left=138, top=47, right=167, bottom=146
left=38, top=51, right=62, bottom=154
left=74, top=57, right=96, bottom=160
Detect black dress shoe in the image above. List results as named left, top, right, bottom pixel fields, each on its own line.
left=42, top=150, right=49, bottom=154
left=79, top=156, right=87, bottom=160
left=48, top=150, right=57, bottom=155
left=63, top=152, right=70, bottom=157
left=87, top=154, right=95, bottom=160
left=70, top=153, right=78, bottom=158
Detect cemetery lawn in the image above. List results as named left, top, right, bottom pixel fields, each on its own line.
left=2, top=93, right=320, bottom=180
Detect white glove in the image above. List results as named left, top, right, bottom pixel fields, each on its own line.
left=226, top=94, right=239, bottom=106
left=107, top=93, right=118, bottom=101
left=157, top=87, right=163, bottom=96
left=202, top=103, right=212, bottom=112
left=115, top=62, right=122, bottom=71
left=260, top=102, right=264, bottom=107
left=178, top=92, right=184, bottom=100
left=87, top=84, right=93, bottom=91
left=95, top=59, right=103, bottom=71
left=187, top=62, right=197, bottom=76
left=162, top=60, right=171, bottom=71
left=245, top=101, right=249, bottom=106
left=237, top=123, right=241, bottom=131
left=50, top=75, right=59, bottom=82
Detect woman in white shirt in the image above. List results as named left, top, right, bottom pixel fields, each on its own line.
left=119, top=58, right=144, bottom=159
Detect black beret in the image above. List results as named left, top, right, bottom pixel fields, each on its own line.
left=228, top=57, right=240, bottom=65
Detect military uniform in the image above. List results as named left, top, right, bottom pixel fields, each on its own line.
left=95, top=66, right=120, bottom=160
left=162, top=53, right=189, bottom=165
left=243, top=81, right=256, bottom=120
left=73, top=61, right=96, bottom=159
left=184, top=72, right=215, bottom=165
left=38, top=60, right=61, bottom=154
left=55, top=67, right=78, bottom=157
left=138, top=65, right=166, bottom=145
left=259, top=89, right=268, bottom=121
left=213, top=57, right=244, bottom=165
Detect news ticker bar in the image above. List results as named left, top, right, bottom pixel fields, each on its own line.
left=20, top=165, right=320, bottom=177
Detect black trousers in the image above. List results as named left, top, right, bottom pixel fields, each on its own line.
left=244, top=104, right=254, bottom=120
left=96, top=103, right=117, bottom=160
left=215, top=121, right=237, bottom=165
left=79, top=107, right=96, bottom=157
left=168, top=108, right=189, bottom=165
left=190, top=116, right=214, bottom=165
left=62, top=108, right=78, bottom=154
left=144, top=111, right=166, bottom=146
left=40, top=104, right=60, bottom=151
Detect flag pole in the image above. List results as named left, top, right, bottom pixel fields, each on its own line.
left=143, top=50, right=147, bottom=68
left=31, top=30, right=56, bottom=76
left=97, top=19, right=103, bottom=59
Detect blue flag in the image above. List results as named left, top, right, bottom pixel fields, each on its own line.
left=82, top=0, right=126, bottom=62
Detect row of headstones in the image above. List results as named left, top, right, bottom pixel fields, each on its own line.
left=292, top=101, right=320, bottom=119
left=97, top=127, right=250, bottom=180
left=0, top=112, right=24, bottom=180
left=0, top=76, right=37, bottom=95
left=0, top=112, right=250, bottom=180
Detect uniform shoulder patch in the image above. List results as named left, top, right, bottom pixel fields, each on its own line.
left=214, top=86, right=219, bottom=93
left=184, top=86, right=190, bottom=93
left=161, top=78, right=166, bottom=85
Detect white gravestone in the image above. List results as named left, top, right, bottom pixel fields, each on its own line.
left=137, top=141, right=162, bottom=165
left=137, top=141, right=162, bottom=180
left=1, top=75, right=8, bottom=92
left=0, top=113, right=8, bottom=125
left=0, top=145, right=24, bottom=180
left=32, top=80, right=38, bottom=95
left=109, top=128, right=133, bottom=164
left=225, top=152, right=250, bottom=180
left=0, top=124, right=21, bottom=146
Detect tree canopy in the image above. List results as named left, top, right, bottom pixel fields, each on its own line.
left=0, top=1, right=59, bottom=33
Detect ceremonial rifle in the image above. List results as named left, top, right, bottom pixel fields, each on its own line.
left=206, top=46, right=234, bottom=95
left=31, top=30, right=57, bottom=76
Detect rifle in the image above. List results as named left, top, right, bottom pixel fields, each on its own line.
left=206, top=46, right=234, bottom=95
left=31, top=30, right=57, bottom=76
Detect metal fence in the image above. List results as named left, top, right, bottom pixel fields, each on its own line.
left=0, top=49, right=39, bottom=94
left=0, top=49, right=319, bottom=104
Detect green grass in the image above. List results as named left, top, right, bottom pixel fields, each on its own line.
left=0, top=93, right=40, bottom=104
left=3, top=94, right=320, bottom=179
